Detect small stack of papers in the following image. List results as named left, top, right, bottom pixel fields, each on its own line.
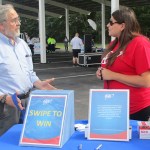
left=138, top=121, right=150, bottom=139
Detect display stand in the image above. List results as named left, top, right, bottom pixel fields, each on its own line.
left=20, top=90, right=74, bottom=148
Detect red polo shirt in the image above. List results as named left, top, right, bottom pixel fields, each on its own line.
left=101, top=36, right=150, bottom=114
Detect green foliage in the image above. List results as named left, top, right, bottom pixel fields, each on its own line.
left=132, top=6, right=150, bottom=37
left=20, top=18, right=39, bottom=38
left=45, top=16, right=65, bottom=41
left=20, top=5, right=150, bottom=44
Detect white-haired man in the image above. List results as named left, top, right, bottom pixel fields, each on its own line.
left=0, top=4, right=56, bottom=135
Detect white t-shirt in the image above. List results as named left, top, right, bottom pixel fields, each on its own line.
left=70, top=36, right=83, bottom=49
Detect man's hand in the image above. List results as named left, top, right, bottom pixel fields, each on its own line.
left=5, top=94, right=24, bottom=110
left=40, top=78, right=57, bottom=90
left=34, top=78, right=57, bottom=90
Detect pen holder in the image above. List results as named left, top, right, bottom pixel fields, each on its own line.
left=85, top=124, right=89, bottom=138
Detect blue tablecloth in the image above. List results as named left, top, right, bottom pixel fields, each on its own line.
left=0, top=120, right=150, bottom=150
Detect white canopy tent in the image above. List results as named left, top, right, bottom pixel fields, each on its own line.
left=1, top=0, right=145, bottom=63
left=38, top=0, right=119, bottom=63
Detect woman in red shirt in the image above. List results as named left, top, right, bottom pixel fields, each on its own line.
left=96, top=7, right=150, bottom=121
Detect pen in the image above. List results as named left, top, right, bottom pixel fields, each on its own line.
left=99, top=67, right=103, bottom=80
left=78, top=144, right=82, bottom=150
left=96, top=144, right=102, bottom=150
left=100, top=73, right=103, bottom=80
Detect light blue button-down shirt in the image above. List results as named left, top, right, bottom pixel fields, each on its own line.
left=0, top=33, right=39, bottom=95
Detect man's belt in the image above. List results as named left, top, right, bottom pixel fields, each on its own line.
left=18, top=90, right=30, bottom=99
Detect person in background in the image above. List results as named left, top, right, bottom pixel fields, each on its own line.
left=96, top=7, right=150, bottom=121
left=47, top=36, right=52, bottom=53
left=70, top=33, right=83, bottom=67
left=51, top=37, right=56, bottom=52
left=64, top=36, right=69, bottom=52
left=47, top=36, right=56, bottom=53
left=91, top=38, right=95, bottom=48
left=26, top=34, right=34, bottom=55
left=0, top=4, right=57, bottom=136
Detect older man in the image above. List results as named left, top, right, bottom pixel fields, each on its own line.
left=0, top=4, right=56, bottom=135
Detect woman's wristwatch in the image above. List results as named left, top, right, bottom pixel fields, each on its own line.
left=0, top=94, right=8, bottom=104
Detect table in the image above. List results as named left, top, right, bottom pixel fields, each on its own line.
left=0, top=120, right=150, bottom=150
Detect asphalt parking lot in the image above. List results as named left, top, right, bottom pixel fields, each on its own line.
left=33, top=51, right=103, bottom=120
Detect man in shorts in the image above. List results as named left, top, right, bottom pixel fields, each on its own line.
left=70, top=33, right=83, bottom=66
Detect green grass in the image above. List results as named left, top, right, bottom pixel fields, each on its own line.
left=56, top=43, right=103, bottom=49
left=56, top=43, right=65, bottom=49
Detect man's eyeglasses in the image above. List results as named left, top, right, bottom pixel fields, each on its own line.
left=10, top=17, right=21, bottom=24
left=109, top=20, right=118, bottom=26
left=4, top=17, right=21, bottom=24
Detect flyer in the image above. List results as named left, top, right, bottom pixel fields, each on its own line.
left=88, top=89, right=129, bottom=141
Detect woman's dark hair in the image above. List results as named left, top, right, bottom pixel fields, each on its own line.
left=103, top=7, right=141, bottom=66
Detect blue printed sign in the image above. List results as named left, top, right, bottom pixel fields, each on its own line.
left=20, top=90, right=74, bottom=148
left=88, top=89, right=129, bottom=141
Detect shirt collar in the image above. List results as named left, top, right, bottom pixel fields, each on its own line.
left=0, top=32, right=21, bottom=46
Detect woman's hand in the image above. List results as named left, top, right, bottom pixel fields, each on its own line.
left=96, top=67, right=115, bottom=80
left=96, top=67, right=103, bottom=80
left=100, top=68, right=114, bottom=80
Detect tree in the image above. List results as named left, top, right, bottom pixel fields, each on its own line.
left=20, top=18, right=39, bottom=37
left=20, top=6, right=150, bottom=43
left=133, top=6, right=150, bottom=37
